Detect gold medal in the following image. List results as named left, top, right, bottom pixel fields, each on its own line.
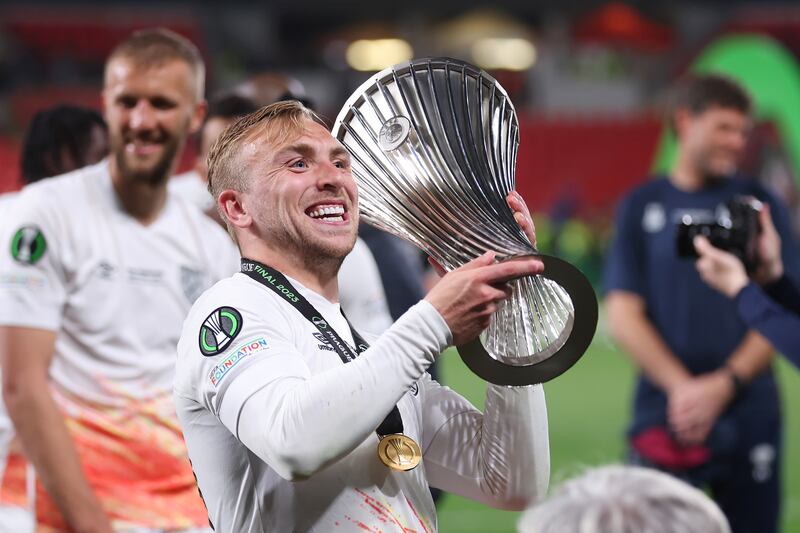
left=377, top=434, right=421, bottom=471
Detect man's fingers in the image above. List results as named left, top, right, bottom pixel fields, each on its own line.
left=427, top=256, right=448, bottom=278
left=693, top=235, right=716, bottom=256
left=759, top=203, right=778, bottom=236
left=508, top=192, right=537, bottom=247
left=477, top=257, right=544, bottom=284
left=508, top=190, right=531, bottom=217
left=456, top=251, right=497, bottom=272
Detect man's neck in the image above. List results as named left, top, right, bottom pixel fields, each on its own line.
left=242, top=241, right=341, bottom=303
left=670, top=153, right=705, bottom=192
left=109, top=158, right=170, bottom=225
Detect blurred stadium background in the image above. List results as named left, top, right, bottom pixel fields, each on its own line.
left=0, top=1, right=798, bottom=531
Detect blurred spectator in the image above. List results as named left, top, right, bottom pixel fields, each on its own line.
left=20, top=104, right=108, bottom=184
left=604, top=74, right=800, bottom=533
left=170, top=92, right=258, bottom=215
left=0, top=28, right=239, bottom=532
left=234, top=72, right=310, bottom=108
left=694, top=204, right=800, bottom=366
left=0, top=103, right=109, bottom=532
left=518, top=465, right=730, bottom=533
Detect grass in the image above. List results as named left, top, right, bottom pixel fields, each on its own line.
left=435, top=316, right=800, bottom=533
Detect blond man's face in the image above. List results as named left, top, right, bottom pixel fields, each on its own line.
left=238, top=119, right=359, bottom=261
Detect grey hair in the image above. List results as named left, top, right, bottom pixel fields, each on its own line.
left=518, top=465, right=730, bottom=533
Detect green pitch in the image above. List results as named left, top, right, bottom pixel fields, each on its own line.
left=436, top=321, right=800, bottom=533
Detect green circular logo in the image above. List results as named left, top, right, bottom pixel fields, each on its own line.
left=10, top=226, right=46, bottom=265
left=199, top=306, right=243, bottom=356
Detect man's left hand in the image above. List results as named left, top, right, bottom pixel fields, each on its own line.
left=667, top=371, right=736, bottom=445
left=506, top=191, right=537, bottom=247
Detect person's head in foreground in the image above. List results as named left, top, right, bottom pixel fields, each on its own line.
left=208, top=100, right=358, bottom=271
left=518, top=465, right=731, bottom=533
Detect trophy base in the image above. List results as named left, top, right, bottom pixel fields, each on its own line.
left=456, top=254, right=597, bottom=386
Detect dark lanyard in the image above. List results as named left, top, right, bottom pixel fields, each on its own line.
left=240, top=258, right=403, bottom=437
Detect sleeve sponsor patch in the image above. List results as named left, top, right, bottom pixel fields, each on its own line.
left=208, top=337, right=269, bottom=388
left=10, top=226, right=47, bottom=265
left=199, top=306, right=243, bottom=356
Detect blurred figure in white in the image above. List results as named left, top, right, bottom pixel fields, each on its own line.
left=169, top=93, right=258, bottom=217
left=0, top=104, right=109, bottom=533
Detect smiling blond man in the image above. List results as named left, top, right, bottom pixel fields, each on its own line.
left=174, top=101, right=550, bottom=532
left=0, top=29, right=238, bottom=532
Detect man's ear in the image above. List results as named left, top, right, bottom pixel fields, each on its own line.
left=218, top=189, right=251, bottom=230
left=673, top=108, right=693, bottom=140
left=189, top=99, right=208, bottom=136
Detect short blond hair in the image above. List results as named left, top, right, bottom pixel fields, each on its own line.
left=105, top=28, right=205, bottom=102
left=206, top=100, right=326, bottom=237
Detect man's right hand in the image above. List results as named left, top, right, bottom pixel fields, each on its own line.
left=424, top=251, right=544, bottom=346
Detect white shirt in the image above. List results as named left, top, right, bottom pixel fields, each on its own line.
left=339, top=237, right=394, bottom=336
left=0, top=162, right=240, bottom=528
left=0, top=161, right=240, bottom=405
left=175, top=271, right=550, bottom=532
left=169, top=170, right=215, bottom=213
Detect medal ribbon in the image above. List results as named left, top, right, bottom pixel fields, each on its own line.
left=240, top=258, right=404, bottom=438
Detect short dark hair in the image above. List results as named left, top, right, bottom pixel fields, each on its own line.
left=21, top=104, right=107, bottom=184
left=672, top=74, right=752, bottom=117
left=206, top=93, right=259, bottom=123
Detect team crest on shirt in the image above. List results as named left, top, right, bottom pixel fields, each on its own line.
left=642, top=203, right=665, bottom=233
left=10, top=225, right=46, bottom=265
left=199, top=306, right=243, bottom=356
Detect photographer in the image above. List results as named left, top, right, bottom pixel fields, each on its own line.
left=694, top=204, right=800, bottom=365
left=604, top=74, right=800, bottom=533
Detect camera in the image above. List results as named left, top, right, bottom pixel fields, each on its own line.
left=676, top=196, right=762, bottom=272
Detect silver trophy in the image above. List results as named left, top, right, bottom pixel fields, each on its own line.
left=332, top=58, right=597, bottom=386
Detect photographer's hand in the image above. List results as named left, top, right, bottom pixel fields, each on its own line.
left=754, top=204, right=783, bottom=285
left=694, top=235, right=749, bottom=298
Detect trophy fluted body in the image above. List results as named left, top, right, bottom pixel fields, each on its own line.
left=333, top=58, right=597, bottom=385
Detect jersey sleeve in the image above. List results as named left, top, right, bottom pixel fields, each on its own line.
left=760, top=192, right=800, bottom=284
left=0, top=188, right=67, bottom=331
left=177, top=293, right=451, bottom=482
left=603, top=192, right=646, bottom=296
left=735, top=281, right=800, bottom=366
left=419, top=375, right=550, bottom=508
left=179, top=296, right=311, bottom=425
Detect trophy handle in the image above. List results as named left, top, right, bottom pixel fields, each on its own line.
left=456, top=254, right=598, bottom=386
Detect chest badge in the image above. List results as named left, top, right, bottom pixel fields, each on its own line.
left=199, top=306, right=243, bottom=356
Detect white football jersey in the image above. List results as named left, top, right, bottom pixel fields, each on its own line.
left=175, top=271, right=550, bottom=532
left=169, top=170, right=215, bottom=213
left=0, top=161, right=239, bottom=405
left=0, top=162, right=240, bottom=528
